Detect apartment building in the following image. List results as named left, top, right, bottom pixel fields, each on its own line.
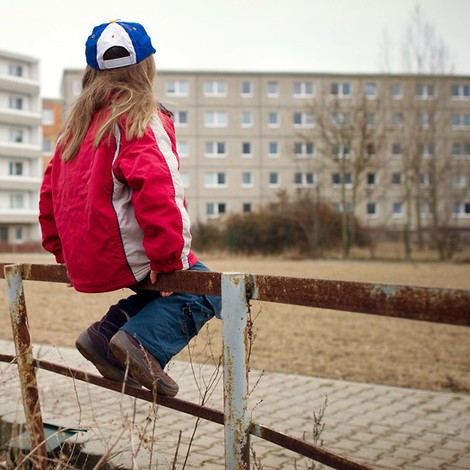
left=0, top=50, right=43, bottom=246
left=42, top=97, right=63, bottom=170
left=61, top=69, right=470, bottom=233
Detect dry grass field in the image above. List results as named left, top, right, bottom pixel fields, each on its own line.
left=0, top=251, right=469, bottom=393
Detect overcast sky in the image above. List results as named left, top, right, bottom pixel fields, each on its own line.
left=2, top=0, right=470, bottom=98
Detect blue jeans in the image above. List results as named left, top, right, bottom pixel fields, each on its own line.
left=117, top=261, right=221, bottom=368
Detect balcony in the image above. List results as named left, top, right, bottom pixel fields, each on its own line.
left=0, top=141, right=42, bottom=159
left=0, top=74, right=40, bottom=95
left=0, top=209, right=39, bottom=223
left=0, top=175, right=42, bottom=190
left=0, top=107, right=42, bottom=127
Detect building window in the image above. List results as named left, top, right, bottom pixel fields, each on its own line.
left=293, top=112, right=314, bottom=128
left=333, top=202, right=353, bottom=213
left=204, top=80, right=227, bottom=97
left=452, top=114, right=470, bottom=130
left=205, top=111, right=228, bottom=127
left=294, top=142, right=315, bottom=158
left=453, top=202, right=470, bottom=218
left=242, top=203, right=252, bottom=213
left=392, top=202, right=404, bottom=218
left=367, top=173, right=376, bottom=187
left=241, top=172, right=253, bottom=188
left=453, top=174, right=470, bottom=188
left=364, top=82, right=377, bottom=99
left=42, top=108, right=54, bottom=125
left=452, top=142, right=470, bottom=158
left=420, top=172, right=433, bottom=187
left=0, top=226, right=8, bottom=243
left=241, top=142, right=253, bottom=158
left=10, top=128, right=24, bottom=143
left=293, top=81, right=313, bottom=97
left=366, top=143, right=375, bottom=157
left=241, top=111, right=253, bottom=128
left=166, top=80, right=189, bottom=96
left=452, top=84, right=470, bottom=100
left=10, top=193, right=25, bottom=209
left=418, top=112, right=431, bottom=129
left=43, top=140, right=53, bottom=154
left=9, top=96, right=23, bottom=110
left=14, top=226, right=24, bottom=242
left=420, top=143, right=435, bottom=159
left=267, top=81, right=279, bottom=97
left=204, top=172, right=227, bottom=188
left=204, top=141, right=227, bottom=158
left=332, top=144, right=351, bottom=159
left=8, top=63, right=23, bottom=77
left=9, top=161, right=23, bottom=176
left=268, top=172, right=280, bottom=187
left=241, top=81, right=253, bottom=97
left=332, top=172, right=352, bottom=187
left=206, top=202, right=227, bottom=218
left=391, top=83, right=402, bottom=99
left=420, top=203, right=432, bottom=218
left=180, top=171, right=190, bottom=188
left=392, top=172, right=402, bottom=186
left=294, top=172, right=315, bottom=187
left=72, top=79, right=82, bottom=96
left=268, top=141, right=279, bottom=158
left=367, top=113, right=376, bottom=128
left=268, top=111, right=280, bottom=128
left=367, top=202, right=377, bottom=217
left=416, top=84, right=435, bottom=99
left=330, top=82, right=351, bottom=98
left=173, top=111, right=189, bottom=127
left=331, top=112, right=352, bottom=128
left=392, top=142, right=402, bottom=157
left=392, top=113, right=404, bottom=127
left=177, top=141, right=189, bottom=158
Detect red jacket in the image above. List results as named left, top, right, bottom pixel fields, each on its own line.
left=39, top=107, right=198, bottom=293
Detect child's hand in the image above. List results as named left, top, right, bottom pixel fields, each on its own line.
left=150, top=270, right=173, bottom=297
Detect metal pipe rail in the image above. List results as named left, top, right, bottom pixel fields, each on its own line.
left=1, top=262, right=469, bottom=469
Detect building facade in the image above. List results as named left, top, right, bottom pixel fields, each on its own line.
left=0, top=50, right=43, bottom=246
left=60, top=69, right=470, bottom=234
left=42, top=97, right=63, bottom=171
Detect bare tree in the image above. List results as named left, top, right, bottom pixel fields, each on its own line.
left=312, top=85, right=387, bottom=257
left=402, top=3, right=453, bottom=75
left=397, top=2, right=461, bottom=259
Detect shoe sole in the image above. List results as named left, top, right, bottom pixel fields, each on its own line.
left=76, top=330, right=141, bottom=387
left=109, top=331, right=179, bottom=397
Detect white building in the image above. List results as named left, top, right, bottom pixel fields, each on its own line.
left=0, top=50, right=43, bottom=246
left=60, top=69, right=470, bottom=236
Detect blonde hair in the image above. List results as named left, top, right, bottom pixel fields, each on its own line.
left=59, top=56, right=156, bottom=161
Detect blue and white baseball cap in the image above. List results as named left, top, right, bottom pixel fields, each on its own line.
left=85, top=20, right=156, bottom=70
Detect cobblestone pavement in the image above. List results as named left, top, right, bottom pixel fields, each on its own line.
left=1, top=339, right=469, bottom=469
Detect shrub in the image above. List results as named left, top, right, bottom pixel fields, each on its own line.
left=192, top=192, right=368, bottom=257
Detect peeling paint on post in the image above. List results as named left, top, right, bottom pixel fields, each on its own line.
left=4, top=264, right=48, bottom=469
left=222, top=273, right=250, bottom=469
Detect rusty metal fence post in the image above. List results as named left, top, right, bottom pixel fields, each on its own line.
left=4, top=264, right=48, bottom=469
left=221, top=273, right=250, bottom=469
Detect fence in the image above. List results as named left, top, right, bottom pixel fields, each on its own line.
left=0, top=262, right=469, bottom=469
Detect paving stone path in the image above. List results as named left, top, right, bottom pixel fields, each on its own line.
left=1, top=339, right=469, bottom=469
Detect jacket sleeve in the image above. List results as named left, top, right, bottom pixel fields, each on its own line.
left=113, top=112, right=192, bottom=272
left=38, top=160, right=65, bottom=263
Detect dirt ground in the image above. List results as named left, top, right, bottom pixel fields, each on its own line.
left=0, top=252, right=469, bottom=393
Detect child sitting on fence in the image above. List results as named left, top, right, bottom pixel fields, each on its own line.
left=38, top=19, right=221, bottom=397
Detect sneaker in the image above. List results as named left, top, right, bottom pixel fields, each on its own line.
left=75, top=305, right=140, bottom=387
left=109, top=330, right=179, bottom=397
